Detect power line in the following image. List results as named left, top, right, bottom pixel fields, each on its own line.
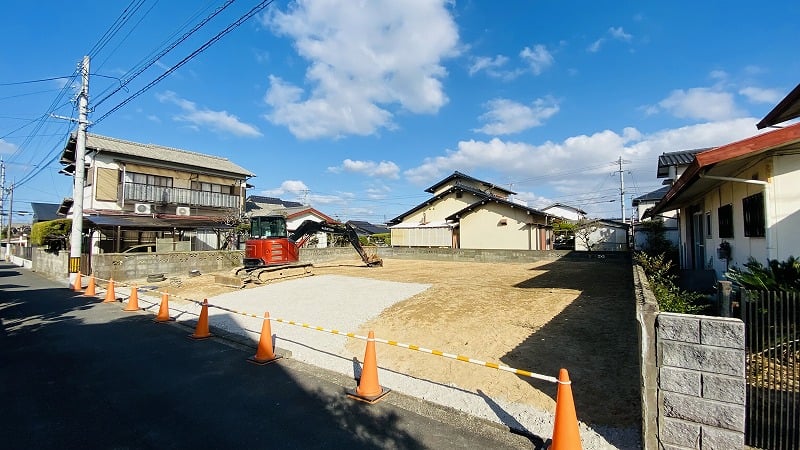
left=0, top=75, right=77, bottom=86
left=93, top=0, right=237, bottom=109
left=92, top=0, right=274, bottom=126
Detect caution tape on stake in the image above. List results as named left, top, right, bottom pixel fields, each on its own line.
left=87, top=276, right=558, bottom=383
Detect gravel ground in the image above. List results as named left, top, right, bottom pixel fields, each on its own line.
left=132, top=274, right=638, bottom=449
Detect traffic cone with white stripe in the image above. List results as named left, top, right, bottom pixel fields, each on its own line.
left=347, top=330, right=390, bottom=404
left=248, top=312, right=282, bottom=365
left=123, top=285, right=140, bottom=312
left=548, top=369, right=582, bottom=450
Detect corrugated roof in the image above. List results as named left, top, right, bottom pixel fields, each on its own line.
left=62, top=133, right=255, bottom=177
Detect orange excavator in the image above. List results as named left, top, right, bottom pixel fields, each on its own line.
left=233, top=215, right=382, bottom=284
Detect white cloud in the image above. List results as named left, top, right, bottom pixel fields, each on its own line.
left=655, top=88, right=744, bottom=121
left=587, top=39, right=605, bottom=53
left=260, top=179, right=349, bottom=205
left=262, top=0, right=459, bottom=139
left=0, top=139, right=17, bottom=155
left=328, top=159, right=400, bottom=179
left=609, top=26, right=632, bottom=41
left=739, top=86, right=782, bottom=104
left=588, top=26, right=633, bottom=52
left=404, top=118, right=761, bottom=215
left=468, top=55, right=509, bottom=76
left=475, top=97, right=560, bottom=135
left=519, top=44, right=554, bottom=75
left=156, top=91, right=262, bottom=137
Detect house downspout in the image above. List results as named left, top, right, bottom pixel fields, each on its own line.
left=698, top=171, right=775, bottom=260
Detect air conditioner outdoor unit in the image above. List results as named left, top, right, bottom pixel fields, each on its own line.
left=134, top=203, right=153, bottom=214
left=175, top=206, right=191, bottom=216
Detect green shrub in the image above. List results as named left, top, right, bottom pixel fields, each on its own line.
left=635, top=251, right=705, bottom=314
left=30, top=219, right=71, bottom=246
left=726, top=256, right=800, bottom=292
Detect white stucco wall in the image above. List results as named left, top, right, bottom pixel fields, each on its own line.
left=574, top=224, right=628, bottom=251
left=674, top=156, right=800, bottom=279
left=771, top=152, right=800, bottom=262
left=542, top=205, right=583, bottom=221
left=457, top=203, right=548, bottom=250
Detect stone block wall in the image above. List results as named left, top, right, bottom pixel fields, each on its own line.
left=656, top=313, right=745, bottom=449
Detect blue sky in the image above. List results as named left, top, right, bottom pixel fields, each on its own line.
left=2, top=1, right=799, bottom=224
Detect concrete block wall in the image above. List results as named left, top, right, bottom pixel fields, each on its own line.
left=656, top=313, right=745, bottom=449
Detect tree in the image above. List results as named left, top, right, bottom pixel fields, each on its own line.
left=574, top=218, right=601, bottom=251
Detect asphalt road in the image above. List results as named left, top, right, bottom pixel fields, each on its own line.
left=0, top=262, right=539, bottom=449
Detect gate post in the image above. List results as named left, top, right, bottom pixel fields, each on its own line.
left=717, top=280, right=732, bottom=317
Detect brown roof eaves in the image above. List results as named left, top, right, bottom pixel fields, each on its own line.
left=648, top=122, right=800, bottom=217
left=757, top=82, right=800, bottom=129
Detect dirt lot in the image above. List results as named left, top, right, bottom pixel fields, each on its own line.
left=138, top=257, right=639, bottom=427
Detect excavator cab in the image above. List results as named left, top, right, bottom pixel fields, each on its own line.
left=250, top=215, right=288, bottom=239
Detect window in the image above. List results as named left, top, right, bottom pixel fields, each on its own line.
left=718, top=204, right=733, bottom=238
left=191, top=181, right=232, bottom=195
left=125, top=171, right=173, bottom=187
left=742, top=192, right=765, bottom=237
left=705, top=211, right=712, bottom=238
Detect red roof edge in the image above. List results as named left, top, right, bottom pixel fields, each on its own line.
left=650, top=122, right=800, bottom=216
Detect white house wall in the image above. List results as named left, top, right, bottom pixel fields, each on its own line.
left=391, top=227, right=453, bottom=247
left=286, top=214, right=327, bottom=248
left=771, top=152, right=800, bottom=261
left=575, top=225, right=628, bottom=251
left=403, top=192, right=483, bottom=225
left=681, top=157, right=790, bottom=279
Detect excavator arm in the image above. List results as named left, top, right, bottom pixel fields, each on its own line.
left=290, top=220, right=383, bottom=267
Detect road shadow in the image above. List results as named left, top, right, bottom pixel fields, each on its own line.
left=503, top=258, right=641, bottom=448
left=0, top=262, right=524, bottom=449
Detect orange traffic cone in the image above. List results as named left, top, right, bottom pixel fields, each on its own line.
left=123, top=285, right=140, bottom=312
left=83, top=275, right=96, bottom=297
left=102, top=279, right=116, bottom=303
left=189, top=299, right=212, bottom=339
left=548, top=369, right=582, bottom=450
left=154, top=293, right=173, bottom=323
left=347, top=330, right=390, bottom=404
left=248, top=312, right=282, bottom=365
left=72, top=272, right=82, bottom=292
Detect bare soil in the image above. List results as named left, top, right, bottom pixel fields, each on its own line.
left=133, top=257, right=640, bottom=427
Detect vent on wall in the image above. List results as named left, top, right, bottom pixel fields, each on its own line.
left=134, top=203, right=152, bottom=214
left=175, top=206, right=191, bottom=216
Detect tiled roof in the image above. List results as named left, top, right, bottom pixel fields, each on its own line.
left=632, top=186, right=671, bottom=205
left=62, top=133, right=255, bottom=177
left=247, top=196, right=303, bottom=207
left=445, top=196, right=550, bottom=222
left=424, top=171, right=516, bottom=195
left=346, top=220, right=389, bottom=235
left=388, top=184, right=491, bottom=224
left=30, top=202, right=62, bottom=222
left=656, top=148, right=709, bottom=177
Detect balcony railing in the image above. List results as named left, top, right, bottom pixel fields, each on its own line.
left=119, top=182, right=240, bottom=209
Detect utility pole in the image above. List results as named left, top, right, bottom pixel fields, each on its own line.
left=615, top=156, right=627, bottom=223
left=5, top=182, right=13, bottom=260
left=69, top=56, right=90, bottom=280
left=1, top=158, right=5, bottom=243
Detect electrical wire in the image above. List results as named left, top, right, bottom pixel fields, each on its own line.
left=92, top=0, right=237, bottom=109
left=92, top=0, right=274, bottom=126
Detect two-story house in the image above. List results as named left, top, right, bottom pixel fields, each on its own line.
left=388, top=171, right=553, bottom=250
left=59, top=133, right=255, bottom=254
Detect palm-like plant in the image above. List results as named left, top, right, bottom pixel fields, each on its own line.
left=726, top=256, right=800, bottom=291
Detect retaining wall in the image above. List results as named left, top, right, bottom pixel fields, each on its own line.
left=634, top=265, right=745, bottom=450
left=26, top=246, right=628, bottom=282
